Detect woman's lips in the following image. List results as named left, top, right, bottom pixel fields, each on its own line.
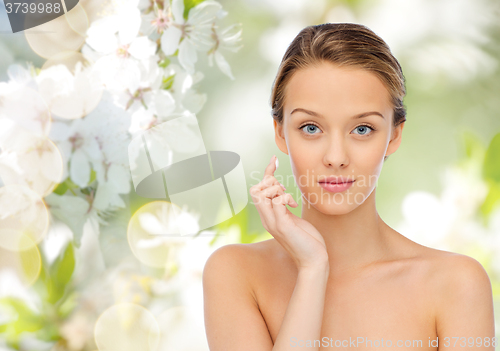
left=318, top=180, right=355, bottom=193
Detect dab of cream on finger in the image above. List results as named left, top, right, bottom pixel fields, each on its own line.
left=275, top=158, right=279, bottom=169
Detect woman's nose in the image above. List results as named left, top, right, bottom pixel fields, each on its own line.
left=323, top=134, right=349, bottom=168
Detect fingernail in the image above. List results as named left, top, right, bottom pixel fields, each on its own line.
left=275, top=157, right=279, bottom=170
left=280, top=183, right=286, bottom=190
left=270, top=155, right=275, bottom=163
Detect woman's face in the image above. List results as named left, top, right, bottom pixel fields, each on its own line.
left=274, top=61, right=404, bottom=215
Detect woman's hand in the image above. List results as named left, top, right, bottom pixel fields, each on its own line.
left=249, top=155, right=329, bottom=270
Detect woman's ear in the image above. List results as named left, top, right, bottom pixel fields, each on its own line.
left=385, top=121, right=405, bottom=158
left=274, top=119, right=289, bottom=155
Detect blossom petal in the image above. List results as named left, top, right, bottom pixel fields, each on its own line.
left=178, top=39, right=198, bottom=74
left=70, top=149, right=90, bottom=187
left=129, top=107, right=155, bottom=135
left=108, top=164, right=131, bottom=194
left=172, top=0, right=185, bottom=21
left=49, top=122, right=72, bottom=141
left=161, top=26, right=183, bottom=56
left=83, top=137, right=102, bottom=161
left=118, top=6, right=141, bottom=45
left=139, top=56, right=162, bottom=89
left=214, top=50, right=234, bottom=80
left=182, top=90, right=206, bottom=114
left=154, top=90, right=176, bottom=118
left=93, top=183, right=125, bottom=212
left=217, top=8, right=228, bottom=19
left=6, top=64, right=33, bottom=86
left=86, top=16, right=120, bottom=53
left=92, top=183, right=110, bottom=211
left=128, top=36, right=157, bottom=60
left=93, top=56, right=141, bottom=93
left=44, top=193, right=90, bottom=246
left=188, top=1, right=222, bottom=25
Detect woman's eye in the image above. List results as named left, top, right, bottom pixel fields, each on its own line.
left=352, top=125, right=374, bottom=136
left=300, top=124, right=321, bottom=135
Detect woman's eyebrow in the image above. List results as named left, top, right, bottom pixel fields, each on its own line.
left=290, top=108, right=385, bottom=119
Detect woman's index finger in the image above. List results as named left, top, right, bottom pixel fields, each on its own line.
left=264, top=155, right=278, bottom=177
left=253, top=155, right=280, bottom=191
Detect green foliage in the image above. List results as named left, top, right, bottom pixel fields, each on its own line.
left=57, top=291, right=79, bottom=319
left=0, top=297, right=44, bottom=333
left=483, top=133, right=500, bottom=183
left=53, top=177, right=79, bottom=196
left=161, top=74, right=175, bottom=90
left=212, top=203, right=270, bottom=245
left=19, top=247, right=41, bottom=284
left=480, top=132, right=500, bottom=218
left=53, top=170, right=96, bottom=196
left=52, top=182, right=67, bottom=195
left=89, top=168, right=97, bottom=184
left=458, top=131, right=500, bottom=221
left=461, top=130, right=486, bottom=161
left=48, top=243, right=75, bottom=304
left=54, top=168, right=97, bottom=197
left=0, top=296, right=46, bottom=348
left=183, top=0, right=205, bottom=19
left=31, top=242, right=75, bottom=306
left=481, top=181, right=500, bottom=218
left=0, top=244, right=77, bottom=348
left=45, top=194, right=91, bottom=248
left=159, top=58, right=171, bottom=68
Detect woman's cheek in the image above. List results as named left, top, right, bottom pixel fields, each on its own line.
left=368, top=153, right=386, bottom=189
left=357, top=135, right=386, bottom=161
left=289, top=154, right=312, bottom=190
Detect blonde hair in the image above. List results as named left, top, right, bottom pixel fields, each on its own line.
left=270, top=23, right=407, bottom=128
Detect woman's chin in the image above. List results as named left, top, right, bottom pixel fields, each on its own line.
left=301, top=189, right=369, bottom=214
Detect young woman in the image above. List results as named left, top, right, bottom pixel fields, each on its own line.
left=202, top=23, right=495, bottom=351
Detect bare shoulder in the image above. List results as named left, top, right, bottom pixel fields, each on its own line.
left=203, top=239, right=277, bottom=269
left=202, top=242, right=252, bottom=280
left=401, top=239, right=491, bottom=286
left=388, top=230, right=490, bottom=282
left=416, top=247, right=495, bottom=338
left=413, top=245, right=492, bottom=290
left=202, top=239, right=279, bottom=289
left=426, top=248, right=493, bottom=300
left=402, top=241, right=494, bottom=322
left=202, top=240, right=279, bottom=349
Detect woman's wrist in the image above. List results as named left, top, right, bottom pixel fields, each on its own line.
left=297, top=261, right=330, bottom=279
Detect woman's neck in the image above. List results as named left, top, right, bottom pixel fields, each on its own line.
left=301, top=188, right=392, bottom=276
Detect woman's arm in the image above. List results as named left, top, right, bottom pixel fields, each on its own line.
left=272, top=262, right=329, bottom=350
left=434, top=254, right=495, bottom=351
left=203, top=244, right=273, bottom=350
left=203, top=155, right=332, bottom=350
left=203, top=244, right=330, bottom=351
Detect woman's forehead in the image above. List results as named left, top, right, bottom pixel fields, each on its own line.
left=283, top=63, right=393, bottom=118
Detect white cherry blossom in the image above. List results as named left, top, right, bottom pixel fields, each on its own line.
left=161, top=0, right=225, bottom=73
left=36, top=62, right=104, bottom=120
left=49, top=91, right=131, bottom=199
left=85, top=0, right=158, bottom=93
left=207, top=22, right=243, bottom=80
left=0, top=119, right=63, bottom=197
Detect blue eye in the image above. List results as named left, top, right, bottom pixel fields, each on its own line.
left=299, top=123, right=376, bottom=136
left=352, top=125, right=374, bottom=136
left=300, top=124, right=321, bottom=135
